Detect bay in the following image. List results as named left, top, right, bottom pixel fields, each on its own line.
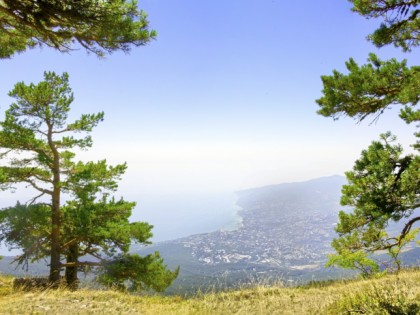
left=128, top=192, right=242, bottom=243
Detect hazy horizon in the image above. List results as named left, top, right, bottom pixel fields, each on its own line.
left=0, top=175, right=343, bottom=256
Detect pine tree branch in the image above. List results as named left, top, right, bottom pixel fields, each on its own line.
left=60, top=261, right=103, bottom=267
left=28, top=192, right=47, bottom=205
left=23, top=178, right=53, bottom=195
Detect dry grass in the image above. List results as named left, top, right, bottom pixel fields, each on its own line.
left=0, top=269, right=419, bottom=314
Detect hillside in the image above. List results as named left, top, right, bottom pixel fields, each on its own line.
left=135, top=175, right=419, bottom=293
left=0, top=269, right=419, bottom=314
left=138, top=176, right=347, bottom=284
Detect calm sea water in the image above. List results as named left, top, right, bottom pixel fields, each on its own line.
left=128, top=192, right=242, bottom=242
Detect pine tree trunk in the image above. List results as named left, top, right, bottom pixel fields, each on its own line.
left=49, top=187, right=62, bottom=285
left=48, top=123, right=62, bottom=286
left=65, top=243, right=79, bottom=290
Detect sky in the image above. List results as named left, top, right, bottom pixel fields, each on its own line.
left=0, top=1, right=419, bottom=248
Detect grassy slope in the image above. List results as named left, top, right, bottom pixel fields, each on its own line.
left=0, top=269, right=419, bottom=314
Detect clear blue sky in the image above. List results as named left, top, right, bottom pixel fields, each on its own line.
left=0, top=0, right=417, bottom=196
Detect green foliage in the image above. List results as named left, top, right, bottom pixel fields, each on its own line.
left=350, top=0, right=420, bottom=51
left=0, top=72, right=102, bottom=156
left=327, top=249, right=382, bottom=277
left=62, top=196, right=139, bottom=256
left=316, top=54, right=420, bottom=125
left=0, top=203, right=50, bottom=266
left=98, top=252, right=179, bottom=292
left=326, top=134, right=419, bottom=274
left=130, top=222, right=154, bottom=244
left=340, top=133, right=418, bottom=222
left=0, top=0, right=157, bottom=58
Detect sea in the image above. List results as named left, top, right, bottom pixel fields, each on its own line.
left=127, top=192, right=243, bottom=243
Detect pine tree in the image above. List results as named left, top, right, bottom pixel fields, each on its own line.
left=0, top=72, right=178, bottom=289
left=318, top=0, right=420, bottom=274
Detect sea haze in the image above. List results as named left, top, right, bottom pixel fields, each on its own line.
left=127, top=192, right=242, bottom=243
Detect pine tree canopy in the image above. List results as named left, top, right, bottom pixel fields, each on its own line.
left=0, top=0, right=157, bottom=58
left=350, top=0, right=420, bottom=51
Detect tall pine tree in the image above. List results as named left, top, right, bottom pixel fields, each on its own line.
left=0, top=72, right=178, bottom=289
